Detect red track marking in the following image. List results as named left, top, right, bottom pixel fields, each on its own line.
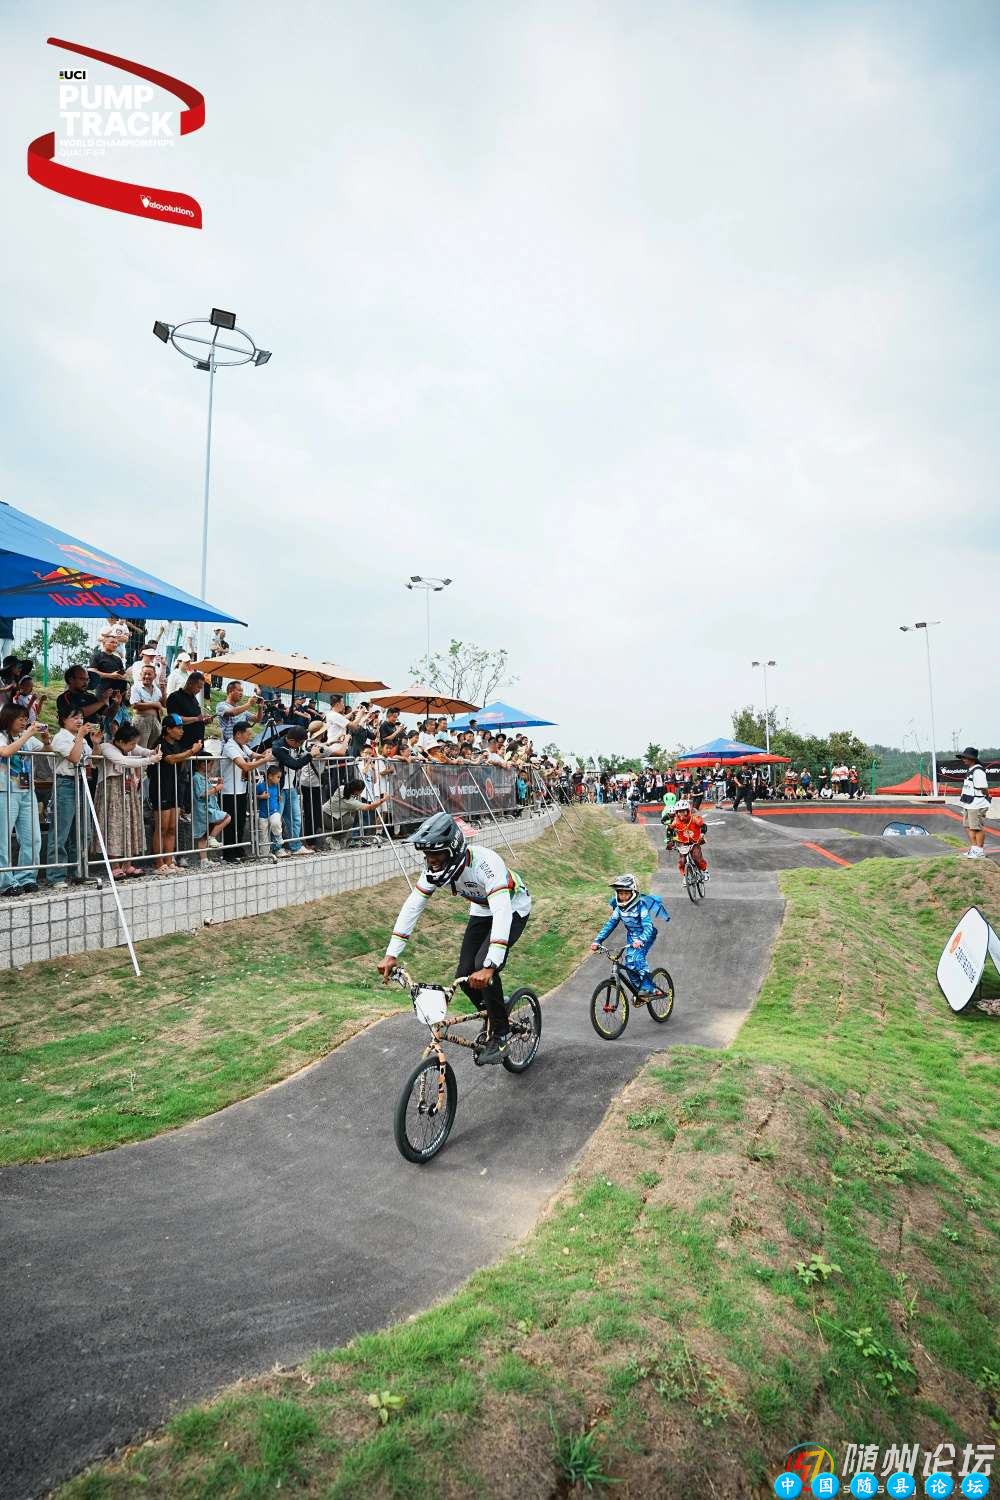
left=754, top=805, right=1000, bottom=841
left=801, top=840, right=851, bottom=867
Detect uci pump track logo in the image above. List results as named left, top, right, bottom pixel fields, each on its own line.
left=27, top=37, right=204, bottom=228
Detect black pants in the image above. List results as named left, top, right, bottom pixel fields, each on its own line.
left=733, top=786, right=753, bottom=814
left=221, top=794, right=248, bottom=861
left=301, top=785, right=323, bottom=841
left=457, top=911, right=529, bottom=1035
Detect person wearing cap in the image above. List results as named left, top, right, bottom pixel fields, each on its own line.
left=128, top=642, right=165, bottom=689
left=166, top=650, right=195, bottom=700
left=957, top=747, right=991, bottom=860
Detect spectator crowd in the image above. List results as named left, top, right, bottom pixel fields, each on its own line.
left=0, top=630, right=568, bottom=897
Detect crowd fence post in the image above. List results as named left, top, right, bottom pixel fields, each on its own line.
left=80, top=774, right=141, bottom=978
left=370, top=768, right=414, bottom=892
left=531, top=768, right=563, bottom=846
left=467, top=769, right=519, bottom=862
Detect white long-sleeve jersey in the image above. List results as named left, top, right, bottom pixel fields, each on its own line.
left=386, top=844, right=532, bottom=968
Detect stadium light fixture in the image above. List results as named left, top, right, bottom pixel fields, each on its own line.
left=750, top=660, right=776, bottom=754
left=152, top=307, right=272, bottom=652
left=899, top=622, right=941, bottom=797
left=406, top=576, right=452, bottom=659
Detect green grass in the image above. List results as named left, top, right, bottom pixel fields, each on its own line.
left=0, top=807, right=652, bottom=1164
left=55, top=853, right=1000, bottom=1497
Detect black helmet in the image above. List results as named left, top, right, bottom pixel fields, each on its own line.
left=609, top=872, right=639, bottom=910
left=411, top=812, right=467, bottom=886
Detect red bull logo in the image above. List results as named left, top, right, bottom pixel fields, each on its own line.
left=34, top=565, right=112, bottom=590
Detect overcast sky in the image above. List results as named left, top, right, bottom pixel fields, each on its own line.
left=4, top=1, right=999, bottom=759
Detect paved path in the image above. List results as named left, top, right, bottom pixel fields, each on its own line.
left=3, top=809, right=857, bottom=1499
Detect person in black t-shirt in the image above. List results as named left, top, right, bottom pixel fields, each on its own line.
left=377, top=707, right=406, bottom=755
left=57, top=664, right=113, bottom=724
left=165, top=671, right=208, bottom=751
left=88, top=631, right=129, bottom=695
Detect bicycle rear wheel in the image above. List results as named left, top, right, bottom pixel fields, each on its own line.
left=647, top=968, right=674, bottom=1022
left=503, top=988, right=542, bottom=1072
left=591, top=979, right=629, bottom=1040
left=394, top=1056, right=458, bottom=1163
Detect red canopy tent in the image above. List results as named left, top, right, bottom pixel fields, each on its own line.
left=875, top=771, right=935, bottom=796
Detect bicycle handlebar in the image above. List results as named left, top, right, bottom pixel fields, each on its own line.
left=389, top=965, right=473, bottom=998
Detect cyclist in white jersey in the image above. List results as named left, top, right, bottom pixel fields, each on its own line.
left=377, top=812, right=532, bottom=1065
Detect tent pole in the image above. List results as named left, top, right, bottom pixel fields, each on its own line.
left=81, top=777, right=141, bottom=978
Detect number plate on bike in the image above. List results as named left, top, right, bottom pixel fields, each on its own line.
left=413, top=986, right=448, bottom=1026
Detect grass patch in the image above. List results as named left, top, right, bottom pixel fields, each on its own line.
left=56, top=854, right=1000, bottom=1497
left=0, top=807, right=652, bottom=1164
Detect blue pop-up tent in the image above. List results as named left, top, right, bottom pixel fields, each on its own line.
left=0, top=501, right=243, bottom=622
left=449, top=700, right=556, bottom=731
left=676, top=737, right=788, bottom=766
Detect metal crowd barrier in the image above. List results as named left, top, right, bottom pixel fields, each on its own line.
left=0, top=745, right=559, bottom=895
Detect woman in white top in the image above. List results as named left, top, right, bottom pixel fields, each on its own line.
left=0, top=702, right=49, bottom=895
left=96, top=721, right=160, bottom=877
left=47, top=705, right=96, bottom=886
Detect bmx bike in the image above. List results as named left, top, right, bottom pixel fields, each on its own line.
left=590, top=943, right=674, bottom=1040
left=389, top=966, right=542, bottom=1163
left=680, top=843, right=707, bottom=903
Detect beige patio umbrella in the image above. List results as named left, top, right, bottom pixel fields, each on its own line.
left=368, top=684, right=479, bottom=716
left=188, top=647, right=387, bottom=697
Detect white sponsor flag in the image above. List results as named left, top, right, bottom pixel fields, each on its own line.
left=936, top=906, right=999, bottom=1012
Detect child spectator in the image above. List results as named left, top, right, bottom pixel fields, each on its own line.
left=191, top=754, right=230, bottom=865
left=256, top=763, right=287, bottom=856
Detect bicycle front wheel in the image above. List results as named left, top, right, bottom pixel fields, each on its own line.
left=503, top=988, right=542, bottom=1073
left=647, top=968, right=674, bottom=1023
left=686, top=859, right=704, bottom=903
left=394, top=1056, right=458, bottom=1163
left=591, top=979, right=629, bottom=1040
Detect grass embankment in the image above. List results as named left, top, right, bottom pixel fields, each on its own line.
left=59, top=855, right=1000, bottom=1499
left=0, top=808, right=652, bottom=1165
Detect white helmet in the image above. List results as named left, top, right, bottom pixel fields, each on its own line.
left=675, top=799, right=691, bottom=813
left=609, top=873, right=640, bottom=910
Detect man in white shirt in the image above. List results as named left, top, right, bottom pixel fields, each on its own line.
left=324, top=693, right=349, bottom=749
left=958, top=746, right=992, bottom=860
left=129, top=664, right=164, bottom=748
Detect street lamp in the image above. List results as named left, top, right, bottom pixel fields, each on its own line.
left=152, top=308, right=272, bottom=646
left=899, top=621, right=941, bottom=797
left=406, top=575, right=452, bottom=660
left=751, top=660, right=776, bottom=753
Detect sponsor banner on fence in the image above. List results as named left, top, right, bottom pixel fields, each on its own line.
left=385, top=764, right=515, bottom=829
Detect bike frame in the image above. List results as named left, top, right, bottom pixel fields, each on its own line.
left=594, top=944, right=658, bottom=1002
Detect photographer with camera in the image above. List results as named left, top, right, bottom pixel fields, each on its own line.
left=216, top=680, right=262, bottom=745
left=47, top=705, right=97, bottom=886
left=270, top=725, right=322, bottom=856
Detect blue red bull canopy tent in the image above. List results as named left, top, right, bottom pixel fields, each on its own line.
left=676, top=737, right=789, bottom=768
left=0, top=501, right=243, bottom=622
left=448, top=700, right=556, bottom=731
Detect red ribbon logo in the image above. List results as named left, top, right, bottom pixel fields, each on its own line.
left=27, top=37, right=204, bottom=228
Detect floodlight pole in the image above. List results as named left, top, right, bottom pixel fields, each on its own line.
left=751, top=660, right=776, bottom=753
left=899, top=622, right=940, bottom=798
left=153, top=309, right=272, bottom=653
left=200, top=356, right=215, bottom=622
left=406, top=576, right=452, bottom=662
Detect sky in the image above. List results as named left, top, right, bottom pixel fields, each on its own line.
left=3, top=0, right=999, bottom=761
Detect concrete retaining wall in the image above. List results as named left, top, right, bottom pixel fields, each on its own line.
left=0, top=806, right=561, bottom=970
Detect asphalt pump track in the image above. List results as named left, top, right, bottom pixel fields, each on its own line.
left=0, top=804, right=985, bottom=1497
